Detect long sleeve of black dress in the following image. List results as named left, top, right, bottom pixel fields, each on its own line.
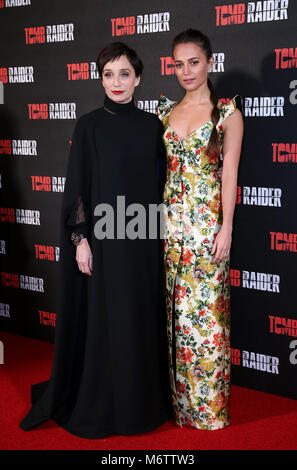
left=63, top=116, right=91, bottom=239
left=156, top=117, right=167, bottom=203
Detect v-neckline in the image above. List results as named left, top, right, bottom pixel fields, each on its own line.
left=167, top=100, right=220, bottom=143
left=168, top=121, right=212, bottom=143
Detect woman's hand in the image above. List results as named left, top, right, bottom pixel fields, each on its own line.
left=211, top=225, right=232, bottom=264
left=76, top=238, right=93, bottom=275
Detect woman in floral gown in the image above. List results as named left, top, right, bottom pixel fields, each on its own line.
left=156, top=29, right=244, bottom=430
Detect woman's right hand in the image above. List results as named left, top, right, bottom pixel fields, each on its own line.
left=75, top=238, right=93, bottom=275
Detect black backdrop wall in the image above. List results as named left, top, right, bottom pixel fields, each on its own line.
left=1, top=0, right=297, bottom=400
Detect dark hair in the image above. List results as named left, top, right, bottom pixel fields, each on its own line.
left=96, top=41, right=143, bottom=78
left=172, top=29, right=220, bottom=157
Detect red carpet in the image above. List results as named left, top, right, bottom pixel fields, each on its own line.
left=1, top=330, right=297, bottom=450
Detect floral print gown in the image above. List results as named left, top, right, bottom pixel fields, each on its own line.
left=156, top=94, right=239, bottom=430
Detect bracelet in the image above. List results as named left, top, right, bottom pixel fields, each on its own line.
left=71, top=232, right=86, bottom=246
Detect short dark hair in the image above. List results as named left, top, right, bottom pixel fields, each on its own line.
left=96, top=42, right=143, bottom=78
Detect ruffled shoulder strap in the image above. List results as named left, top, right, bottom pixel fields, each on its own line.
left=155, top=94, right=176, bottom=120
left=219, top=94, right=243, bottom=122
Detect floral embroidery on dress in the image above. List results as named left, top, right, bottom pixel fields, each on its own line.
left=156, top=93, right=239, bottom=430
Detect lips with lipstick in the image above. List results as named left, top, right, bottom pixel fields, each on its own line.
left=112, top=91, right=124, bottom=94
left=183, top=78, right=195, bottom=83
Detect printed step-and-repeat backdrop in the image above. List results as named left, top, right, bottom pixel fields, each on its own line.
left=1, top=0, right=297, bottom=400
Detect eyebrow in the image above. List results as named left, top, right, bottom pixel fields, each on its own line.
left=103, top=68, right=131, bottom=72
left=174, top=57, right=200, bottom=62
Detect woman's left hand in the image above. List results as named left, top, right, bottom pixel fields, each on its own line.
left=211, top=225, right=232, bottom=264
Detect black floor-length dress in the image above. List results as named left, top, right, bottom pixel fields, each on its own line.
left=19, top=93, right=172, bottom=439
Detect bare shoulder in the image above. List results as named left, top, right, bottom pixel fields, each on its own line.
left=217, top=99, right=224, bottom=109
left=222, top=108, right=244, bottom=139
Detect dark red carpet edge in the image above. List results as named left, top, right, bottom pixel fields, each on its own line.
left=1, top=330, right=297, bottom=450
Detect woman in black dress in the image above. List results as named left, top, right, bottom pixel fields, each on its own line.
left=19, top=42, right=171, bottom=439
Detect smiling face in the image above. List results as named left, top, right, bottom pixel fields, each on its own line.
left=173, top=42, right=213, bottom=91
left=101, top=54, right=140, bottom=104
